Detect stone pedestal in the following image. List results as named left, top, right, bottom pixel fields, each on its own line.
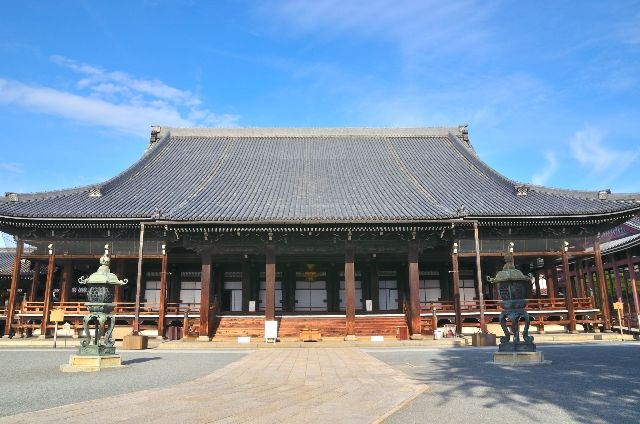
left=493, top=351, right=548, bottom=366
left=409, top=333, right=423, bottom=340
left=61, top=355, right=124, bottom=372
left=344, top=335, right=358, bottom=341
left=197, top=335, right=211, bottom=342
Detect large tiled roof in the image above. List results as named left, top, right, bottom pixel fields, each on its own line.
left=1, top=127, right=639, bottom=224
left=0, top=248, right=32, bottom=278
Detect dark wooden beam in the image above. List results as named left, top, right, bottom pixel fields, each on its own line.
left=594, top=240, right=611, bottom=330
left=408, top=242, right=421, bottom=338
left=114, top=260, right=125, bottom=303
left=199, top=253, right=212, bottom=340
left=544, top=258, right=556, bottom=302
left=344, top=245, right=356, bottom=339
left=241, top=259, right=251, bottom=312
left=575, top=260, right=586, bottom=298
left=626, top=251, right=640, bottom=328
left=610, top=254, right=623, bottom=303
left=562, top=248, right=577, bottom=333
left=3, top=240, right=23, bottom=337
left=451, top=251, right=462, bottom=336
left=59, top=259, right=73, bottom=303
left=370, top=259, right=379, bottom=312
left=158, top=252, right=168, bottom=339
left=40, top=249, right=56, bottom=337
left=133, top=224, right=145, bottom=335
left=265, top=247, right=276, bottom=321
left=28, top=260, right=39, bottom=302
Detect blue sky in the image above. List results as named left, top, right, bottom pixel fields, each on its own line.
left=0, top=1, right=639, bottom=199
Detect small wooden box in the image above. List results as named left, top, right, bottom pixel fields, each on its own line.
left=122, top=334, right=148, bottom=350
left=299, top=328, right=322, bottom=342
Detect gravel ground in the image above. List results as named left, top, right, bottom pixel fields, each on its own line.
left=0, top=348, right=251, bottom=417
left=367, top=343, right=640, bottom=424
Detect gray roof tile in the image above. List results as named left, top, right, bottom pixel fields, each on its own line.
left=1, top=127, right=639, bottom=223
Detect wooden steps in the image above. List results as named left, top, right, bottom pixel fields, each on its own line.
left=277, top=317, right=346, bottom=338
left=212, top=316, right=264, bottom=338
left=211, top=314, right=412, bottom=339
left=355, top=315, right=408, bottom=336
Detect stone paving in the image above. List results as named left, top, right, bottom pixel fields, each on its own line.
left=0, top=348, right=426, bottom=424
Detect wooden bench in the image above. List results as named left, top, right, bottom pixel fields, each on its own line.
left=299, top=328, right=322, bottom=342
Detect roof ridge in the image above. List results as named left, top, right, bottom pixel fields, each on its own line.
left=161, top=126, right=466, bottom=138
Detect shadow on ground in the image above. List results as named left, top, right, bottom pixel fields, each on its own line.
left=371, top=344, right=640, bottom=424
left=122, top=356, right=162, bottom=365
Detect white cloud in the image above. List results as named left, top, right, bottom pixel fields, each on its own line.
left=0, top=57, right=239, bottom=136
left=618, top=12, right=640, bottom=45
left=260, top=0, right=493, bottom=58
left=531, top=151, right=557, bottom=186
left=0, top=162, right=24, bottom=174
left=569, top=127, right=639, bottom=177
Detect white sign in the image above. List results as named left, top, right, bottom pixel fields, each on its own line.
left=62, top=322, right=72, bottom=336
left=264, top=320, right=278, bottom=342
left=365, top=299, right=373, bottom=312
left=248, top=301, right=256, bottom=312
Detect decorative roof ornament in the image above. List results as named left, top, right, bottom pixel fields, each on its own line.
left=5, top=192, right=18, bottom=202
left=598, top=190, right=611, bottom=200
left=458, top=124, right=469, bottom=143
left=150, top=125, right=161, bottom=145
left=88, top=186, right=102, bottom=197
left=515, top=184, right=529, bottom=196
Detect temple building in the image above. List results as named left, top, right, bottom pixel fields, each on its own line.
left=1, top=126, right=639, bottom=340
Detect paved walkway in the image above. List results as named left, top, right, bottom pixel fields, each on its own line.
left=1, top=348, right=426, bottom=423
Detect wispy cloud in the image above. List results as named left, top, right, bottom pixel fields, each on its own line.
left=569, top=127, right=639, bottom=181
left=351, top=73, right=549, bottom=128
left=531, top=151, right=557, bottom=186
left=0, top=162, right=24, bottom=174
left=618, top=12, right=640, bottom=45
left=0, top=56, right=239, bottom=136
left=258, top=0, right=494, bottom=57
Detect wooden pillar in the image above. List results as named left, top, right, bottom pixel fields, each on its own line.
left=370, top=259, right=379, bottom=312
left=452, top=250, right=462, bottom=336
left=575, top=260, right=586, bottom=298
left=3, top=240, right=24, bottom=337
left=625, top=252, right=640, bottom=329
left=198, top=253, right=212, bottom=341
left=40, top=247, right=56, bottom=337
left=473, top=223, right=487, bottom=333
left=157, top=251, right=168, bottom=339
left=408, top=242, right=422, bottom=338
left=325, top=264, right=338, bottom=312
left=214, top=266, right=223, bottom=311
left=562, top=246, right=577, bottom=333
left=114, top=260, right=125, bottom=303
left=585, top=261, right=596, bottom=299
left=544, top=258, right=556, bottom=302
left=59, top=259, right=73, bottom=303
left=133, top=223, right=145, bottom=335
left=344, top=246, right=356, bottom=339
left=28, top=261, right=40, bottom=302
left=241, top=259, right=251, bottom=312
left=594, top=240, right=611, bottom=331
left=265, top=247, right=276, bottom=321
left=610, top=255, right=623, bottom=303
